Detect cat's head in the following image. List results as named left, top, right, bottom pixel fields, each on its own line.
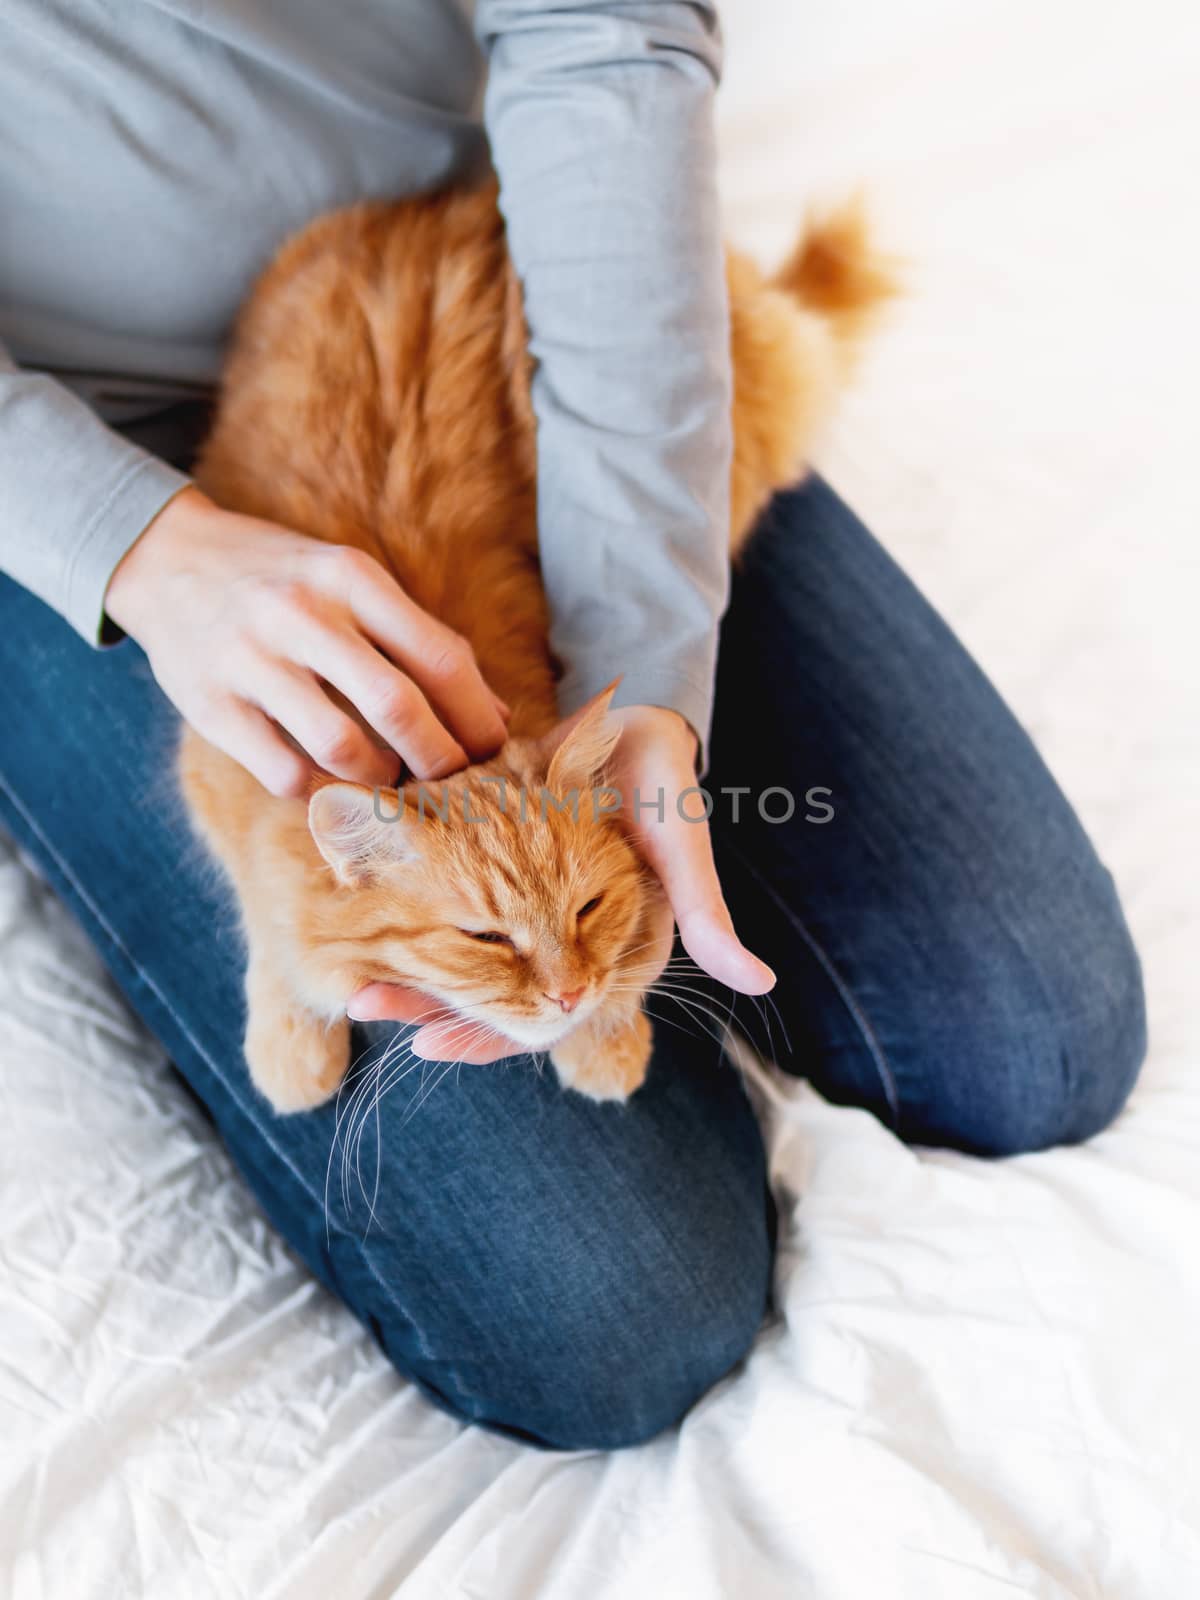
left=306, top=693, right=664, bottom=1050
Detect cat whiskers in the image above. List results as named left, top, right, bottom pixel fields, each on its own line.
left=607, top=951, right=771, bottom=1064
left=329, top=1009, right=526, bottom=1240
left=604, top=975, right=732, bottom=1055
left=621, top=948, right=793, bottom=1066
left=324, top=1000, right=446, bottom=1242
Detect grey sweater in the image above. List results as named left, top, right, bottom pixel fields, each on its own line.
left=0, top=0, right=732, bottom=749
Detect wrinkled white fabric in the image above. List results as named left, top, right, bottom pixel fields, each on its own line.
left=2, top=1, right=1199, bottom=1595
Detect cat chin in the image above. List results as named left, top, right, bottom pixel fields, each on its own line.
left=486, top=1007, right=598, bottom=1053
left=446, top=988, right=611, bottom=1052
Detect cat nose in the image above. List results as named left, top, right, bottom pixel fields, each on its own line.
left=545, top=986, right=585, bottom=1015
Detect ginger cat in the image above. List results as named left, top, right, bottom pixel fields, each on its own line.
left=180, top=183, right=892, bottom=1113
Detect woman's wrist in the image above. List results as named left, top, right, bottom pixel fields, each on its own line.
left=104, top=484, right=216, bottom=642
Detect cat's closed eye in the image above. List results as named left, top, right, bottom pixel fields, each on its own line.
left=462, top=929, right=513, bottom=947
left=578, top=895, right=604, bottom=918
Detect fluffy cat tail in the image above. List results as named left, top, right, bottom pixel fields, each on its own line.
left=771, top=200, right=899, bottom=373
left=727, top=200, right=898, bottom=547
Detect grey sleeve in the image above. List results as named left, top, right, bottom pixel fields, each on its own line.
left=475, top=0, right=732, bottom=757
left=0, top=343, right=190, bottom=642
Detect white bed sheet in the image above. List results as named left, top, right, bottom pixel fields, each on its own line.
left=3, top=2, right=1199, bottom=1595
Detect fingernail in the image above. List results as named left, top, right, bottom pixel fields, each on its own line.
left=422, top=745, right=469, bottom=781
left=745, top=954, right=776, bottom=991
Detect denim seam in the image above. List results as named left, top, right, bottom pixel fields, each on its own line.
left=719, top=836, right=903, bottom=1127
left=0, top=769, right=433, bottom=1360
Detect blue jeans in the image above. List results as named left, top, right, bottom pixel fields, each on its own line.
left=0, top=477, right=1146, bottom=1449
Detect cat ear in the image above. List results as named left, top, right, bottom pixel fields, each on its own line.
left=308, top=783, right=422, bottom=886
left=543, top=680, right=622, bottom=792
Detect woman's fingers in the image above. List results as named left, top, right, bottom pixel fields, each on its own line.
left=247, top=659, right=402, bottom=787
left=634, top=797, right=776, bottom=995
left=347, top=984, right=517, bottom=1063
left=609, top=706, right=776, bottom=997
left=330, top=549, right=508, bottom=761
left=347, top=983, right=450, bottom=1026
left=410, top=1018, right=518, bottom=1063
left=289, top=615, right=470, bottom=780
left=194, top=695, right=315, bottom=798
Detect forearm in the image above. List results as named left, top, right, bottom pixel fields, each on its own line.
left=477, top=0, right=732, bottom=759
left=0, top=346, right=189, bottom=640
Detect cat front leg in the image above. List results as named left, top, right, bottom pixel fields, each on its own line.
left=180, top=736, right=354, bottom=1113
left=549, top=1000, right=652, bottom=1103
left=243, top=946, right=351, bottom=1114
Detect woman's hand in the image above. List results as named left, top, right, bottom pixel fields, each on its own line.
left=105, top=487, right=509, bottom=795
left=606, top=704, right=776, bottom=993
left=351, top=703, right=775, bottom=1062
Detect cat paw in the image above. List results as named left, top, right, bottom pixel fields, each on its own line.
left=550, top=1009, right=652, bottom=1103
left=245, top=1009, right=351, bottom=1114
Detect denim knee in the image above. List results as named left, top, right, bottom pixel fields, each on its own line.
left=499, top=1254, right=769, bottom=1451
left=903, top=881, right=1148, bottom=1157
left=366, top=1186, right=774, bottom=1452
